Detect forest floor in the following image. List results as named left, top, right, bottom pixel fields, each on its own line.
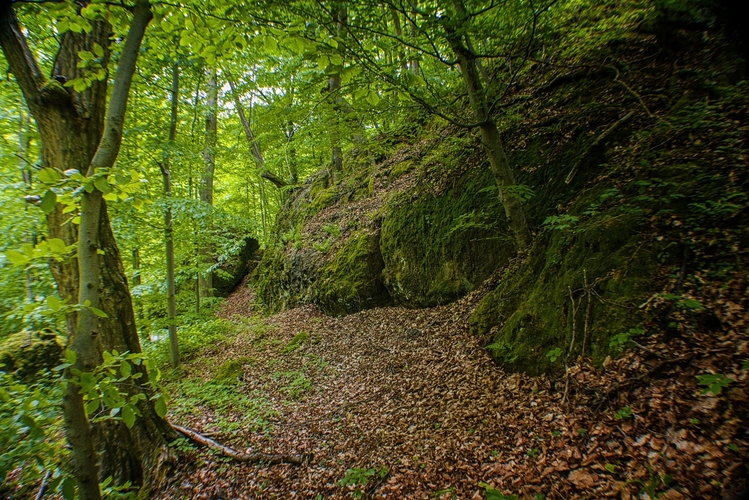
left=155, top=276, right=749, bottom=500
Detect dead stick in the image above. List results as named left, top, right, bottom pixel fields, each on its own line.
left=565, top=110, right=635, bottom=184
left=171, top=424, right=308, bottom=465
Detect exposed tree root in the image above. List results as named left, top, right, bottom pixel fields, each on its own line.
left=171, top=424, right=309, bottom=465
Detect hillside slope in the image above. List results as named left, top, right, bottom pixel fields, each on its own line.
left=250, top=2, right=748, bottom=375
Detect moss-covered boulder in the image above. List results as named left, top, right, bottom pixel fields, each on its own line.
left=469, top=187, right=658, bottom=375
left=0, top=330, right=64, bottom=380
left=213, top=237, right=260, bottom=297
left=380, top=167, right=514, bottom=307
left=315, top=231, right=391, bottom=315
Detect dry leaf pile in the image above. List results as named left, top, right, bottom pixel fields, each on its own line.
left=157, top=278, right=749, bottom=499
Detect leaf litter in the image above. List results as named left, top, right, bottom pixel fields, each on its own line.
left=157, top=274, right=749, bottom=499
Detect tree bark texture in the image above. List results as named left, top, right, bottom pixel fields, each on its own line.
left=0, top=2, right=176, bottom=495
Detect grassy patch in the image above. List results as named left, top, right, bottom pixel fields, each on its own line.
left=282, top=332, right=310, bottom=354
left=170, top=378, right=275, bottom=433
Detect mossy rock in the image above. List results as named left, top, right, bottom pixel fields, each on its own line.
left=213, top=237, right=260, bottom=297
left=469, top=198, right=657, bottom=375
left=213, top=356, right=255, bottom=381
left=380, top=168, right=514, bottom=307
left=314, top=231, right=391, bottom=316
left=0, top=330, right=64, bottom=380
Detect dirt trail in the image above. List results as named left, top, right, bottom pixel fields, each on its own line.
left=157, top=278, right=749, bottom=499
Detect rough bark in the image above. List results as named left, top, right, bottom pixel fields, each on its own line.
left=444, top=17, right=531, bottom=250
left=0, top=1, right=176, bottom=495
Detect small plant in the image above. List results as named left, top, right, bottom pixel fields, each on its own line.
left=282, top=331, right=310, bottom=354
left=552, top=430, right=562, bottom=437
left=546, top=347, right=563, bottom=363
left=275, top=370, right=312, bottom=398
left=577, top=428, right=588, bottom=437
left=478, top=482, right=517, bottom=500
left=313, top=240, right=333, bottom=253
left=431, top=486, right=456, bottom=499
left=322, top=223, right=341, bottom=238
left=697, top=373, right=732, bottom=395
left=604, top=463, right=618, bottom=473
left=614, top=405, right=633, bottom=420
left=491, top=450, right=499, bottom=457
left=527, top=447, right=540, bottom=458
left=485, top=341, right=518, bottom=364
left=506, top=184, right=535, bottom=203
left=609, top=328, right=645, bottom=352
left=542, top=214, right=579, bottom=231
left=338, top=466, right=388, bottom=498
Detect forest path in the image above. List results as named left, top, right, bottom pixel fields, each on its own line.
left=156, top=277, right=744, bottom=499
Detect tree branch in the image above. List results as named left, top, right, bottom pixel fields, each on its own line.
left=0, top=2, right=45, bottom=110
left=88, top=0, right=152, bottom=174
left=172, top=424, right=308, bottom=465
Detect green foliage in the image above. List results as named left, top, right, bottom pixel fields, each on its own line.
left=614, top=406, right=633, bottom=420
left=0, top=369, right=67, bottom=497
left=282, top=331, right=310, bottom=354
left=478, top=482, right=517, bottom=500
left=274, top=370, right=312, bottom=398
left=609, top=328, right=645, bottom=353
left=542, top=214, right=579, bottom=231
left=57, top=350, right=168, bottom=428
left=338, top=466, right=388, bottom=498
left=213, top=356, right=254, bottom=381
left=697, top=373, right=732, bottom=396
left=545, top=347, right=563, bottom=363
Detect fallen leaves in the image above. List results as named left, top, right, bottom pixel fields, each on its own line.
left=156, top=273, right=749, bottom=499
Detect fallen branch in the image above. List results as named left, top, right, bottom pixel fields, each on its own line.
left=565, top=110, right=635, bottom=184
left=172, top=424, right=309, bottom=465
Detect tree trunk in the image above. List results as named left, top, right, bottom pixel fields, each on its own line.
left=327, top=3, right=346, bottom=177
left=199, top=68, right=217, bottom=298
left=444, top=18, right=531, bottom=250
left=161, top=61, right=180, bottom=368
left=0, top=2, right=176, bottom=497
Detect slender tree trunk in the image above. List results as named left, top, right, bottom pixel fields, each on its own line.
left=444, top=18, right=531, bottom=250
left=227, top=77, right=287, bottom=189
left=408, top=15, right=420, bottom=75
left=327, top=3, right=346, bottom=178
left=390, top=8, right=408, bottom=72
left=0, top=3, right=176, bottom=497
left=286, top=120, right=298, bottom=184
left=199, top=68, right=217, bottom=298
left=132, top=248, right=141, bottom=286
left=161, top=61, right=180, bottom=368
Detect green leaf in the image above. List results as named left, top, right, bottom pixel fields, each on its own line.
left=366, top=91, right=380, bottom=106
left=40, top=190, right=57, bottom=214
left=120, top=360, right=132, bottom=379
left=38, top=168, right=62, bottom=184
left=317, top=55, right=329, bottom=68
left=4, top=250, right=29, bottom=266
left=48, top=238, right=68, bottom=255
left=85, top=397, right=100, bottom=415
left=122, top=405, right=136, bottom=428
left=94, top=176, right=111, bottom=194
left=93, top=43, right=104, bottom=57
left=330, top=53, right=343, bottom=66
left=47, top=295, right=62, bottom=312
left=89, top=306, right=109, bottom=318
left=61, top=477, right=77, bottom=500
left=155, top=396, right=168, bottom=418
left=65, top=349, right=77, bottom=365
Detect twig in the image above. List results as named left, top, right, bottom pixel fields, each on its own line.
left=171, top=424, right=309, bottom=465
left=582, top=270, right=591, bottom=358
left=565, top=110, right=635, bottom=184
left=563, top=285, right=581, bottom=404
left=35, top=470, right=50, bottom=500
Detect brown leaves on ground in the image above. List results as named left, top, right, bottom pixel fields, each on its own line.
left=158, top=279, right=749, bottom=499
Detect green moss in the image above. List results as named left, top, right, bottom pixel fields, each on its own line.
left=282, top=331, right=310, bottom=354
left=315, top=231, right=391, bottom=315
left=469, top=190, right=657, bottom=375
left=390, top=159, right=415, bottom=178
left=0, top=330, right=63, bottom=380
left=380, top=168, right=514, bottom=307
left=213, top=356, right=255, bottom=381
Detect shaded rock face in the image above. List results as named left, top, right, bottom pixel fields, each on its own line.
left=251, top=133, right=513, bottom=316
left=213, top=237, right=260, bottom=297
left=0, top=330, right=64, bottom=380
